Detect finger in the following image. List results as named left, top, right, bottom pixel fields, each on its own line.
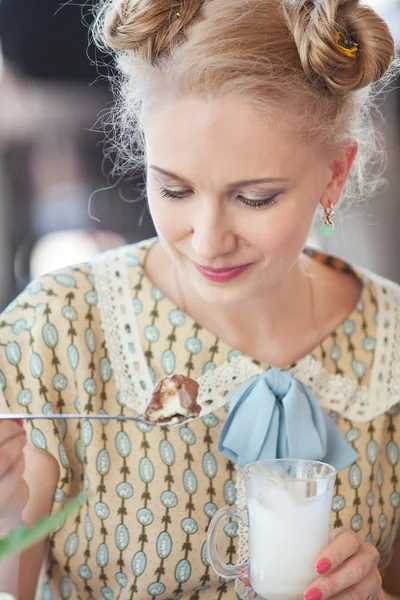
left=0, top=453, right=25, bottom=511
left=0, top=421, right=26, bottom=445
left=315, top=529, right=361, bottom=575
left=329, top=527, right=347, bottom=542
left=306, top=547, right=379, bottom=599
left=238, top=564, right=250, bottom=587
left=0, top=432, right=26, bottom=478
left=323, top=568, right=382, bottom=600
left=329, top=527, right=358, bottom=546
left=0, top=421, right=25, bottom=447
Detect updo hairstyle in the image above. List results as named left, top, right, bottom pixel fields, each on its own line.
left=94, top=0, right=397, bottom=204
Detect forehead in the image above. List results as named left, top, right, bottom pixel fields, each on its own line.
left=143, top=96, right=316, bottom=183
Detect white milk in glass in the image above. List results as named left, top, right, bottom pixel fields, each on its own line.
left=247, top=477, right=331, bottom=600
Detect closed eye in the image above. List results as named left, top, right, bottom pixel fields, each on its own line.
left=238, top=193, right=280, bottom=209
left=158, top=187, right=193, bottom=200
left=158, top=186, right=281, bottom=209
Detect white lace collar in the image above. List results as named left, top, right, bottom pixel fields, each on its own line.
left=92, top=245, right=400, bottom=424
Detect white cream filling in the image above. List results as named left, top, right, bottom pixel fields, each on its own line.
left=148, top=393, right=184, bottom=420
left=147, top=380, right=192, bottom=422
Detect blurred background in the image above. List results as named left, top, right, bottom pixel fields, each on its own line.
left=0, top=0, right=398, bottom=310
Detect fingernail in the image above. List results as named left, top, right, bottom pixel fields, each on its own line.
left=304, top=588, right=323, bottom=600
left=15, top=419, right=26, bottom=435
left=316, top=558, right=332, bottom=574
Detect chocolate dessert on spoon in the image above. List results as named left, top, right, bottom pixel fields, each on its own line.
left=144, top=374, right=201, bottom=424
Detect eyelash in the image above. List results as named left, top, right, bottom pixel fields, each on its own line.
left=158, top=187, right=280, bottom=210
left=159, top=187, right=189, bottom=200
left=239, top=195, right=279, bottom=210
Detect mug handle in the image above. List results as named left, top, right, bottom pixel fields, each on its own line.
left=207, top=505, right=249, bottom=578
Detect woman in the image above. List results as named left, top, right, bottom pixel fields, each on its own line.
left=0, top=0, right=399, bottom=598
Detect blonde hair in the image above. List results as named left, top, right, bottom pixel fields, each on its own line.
left=94, top=0, right=398, bottom=205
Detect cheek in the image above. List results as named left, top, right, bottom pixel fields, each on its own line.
left=147, top=186, right=187, bottom=244
left=246, top=198, right=316, bottom=256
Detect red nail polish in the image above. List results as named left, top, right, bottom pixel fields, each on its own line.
left=304, top=589, right=323, bottom=600
left=316, top=558, right=332, bottom=574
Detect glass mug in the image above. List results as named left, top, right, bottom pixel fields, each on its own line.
left=207, top=459, right=336, bottom=600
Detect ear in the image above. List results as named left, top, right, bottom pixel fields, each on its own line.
left=320, top=141, right=358, bottom=209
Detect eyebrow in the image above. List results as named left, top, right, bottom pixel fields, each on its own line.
left=149, top=165, right=289, bottom=187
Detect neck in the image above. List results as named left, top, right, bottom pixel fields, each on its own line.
left=176, top=255, right=319, bottom=366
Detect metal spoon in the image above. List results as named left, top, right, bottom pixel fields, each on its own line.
left=0, top=413, right=190, bottom=427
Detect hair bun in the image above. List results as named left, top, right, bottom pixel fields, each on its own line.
left=99, top=0, right=204, bottom=61
left=283, top=0, right=395, bottom=94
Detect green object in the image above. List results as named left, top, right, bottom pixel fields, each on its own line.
left=320, top=223, right=334, bottom=238
left=0, top=495, right=82, bottom=560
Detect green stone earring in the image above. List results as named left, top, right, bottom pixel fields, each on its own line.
left=320, top=203, right=335, bottom=238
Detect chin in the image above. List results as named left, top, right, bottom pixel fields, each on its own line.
left=190, top=274, right=259, bottom=308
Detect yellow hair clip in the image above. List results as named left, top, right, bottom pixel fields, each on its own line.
left=335, top=31, right=359, bottom=59
left=176, top=12, right=181, bottom=18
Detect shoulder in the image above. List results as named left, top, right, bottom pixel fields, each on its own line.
left=0, top=261, right=98, bottom=407
left=360, top=264, right=400, bottom=292
left=358, top=266, right=400, bottom=330
left=0, top=262, right=97, bottom=369
left=1, top=262, right=94, bottom=326
left=288, top=260, right=400, bottom=423
left=0, top=237, right=155, bottom=333
left=347, top=265, right=400, bottom=420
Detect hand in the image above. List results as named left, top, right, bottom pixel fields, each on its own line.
left=0, top=420, right=29, bottom=530
left=304, top=527, right=384, bottom=600
left=238, top=528, right=384, bottom=600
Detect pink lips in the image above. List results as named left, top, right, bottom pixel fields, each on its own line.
left=194, top=262, right=252, bottom=283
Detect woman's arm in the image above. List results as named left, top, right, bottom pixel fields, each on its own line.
left=0, top=447, right=58, bottom=600
left=0, top=391, right=59, bottom=600
left=384, top=538, right=400, bottom=599
left=18, top=446, right=59, bottom=600
left=0, top=516, right=21, bottom=596
left=0, top=446, right=58, bottom=600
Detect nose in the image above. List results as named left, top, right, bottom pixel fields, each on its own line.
left=190, top=198, right=236, bottom=261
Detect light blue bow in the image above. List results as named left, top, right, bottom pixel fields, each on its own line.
left=218, top=368, right=358, bottom=471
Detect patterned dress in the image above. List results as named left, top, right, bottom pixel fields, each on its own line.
left=0, top=238, right=399, bottom=600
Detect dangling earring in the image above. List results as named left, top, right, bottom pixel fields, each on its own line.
left=320, top=203, right=335, bottom=238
